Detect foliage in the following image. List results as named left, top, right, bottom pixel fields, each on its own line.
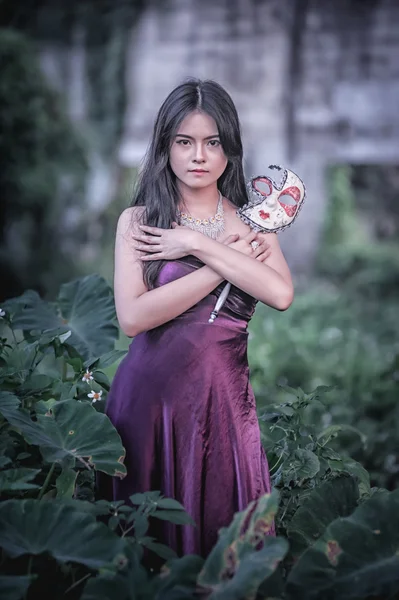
left=249, top=281, right=399, bottom=491
left=0, top=28, right=88, bottom=302
left=1, top=274, right=399, bottom=599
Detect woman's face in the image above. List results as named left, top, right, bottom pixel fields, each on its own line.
left=169, top=110, right=228, bottom=190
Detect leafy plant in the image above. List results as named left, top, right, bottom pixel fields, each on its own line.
left=1, top=274, right=398, bottom=600
left=258, top=385, right=370, bottom=538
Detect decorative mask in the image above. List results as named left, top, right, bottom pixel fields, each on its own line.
left=238, top=165, right=306, bottom=233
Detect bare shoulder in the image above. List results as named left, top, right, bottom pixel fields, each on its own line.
left=117, top=206, right=146, bottom=236
left=223, top=197, right=252, bottom=236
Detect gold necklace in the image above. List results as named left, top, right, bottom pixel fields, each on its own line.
left=176, top=192, right=225, bottom=239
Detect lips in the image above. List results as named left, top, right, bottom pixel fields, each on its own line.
left=190, top=169, right=208, bottom=173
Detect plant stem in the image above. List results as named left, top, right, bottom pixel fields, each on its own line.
left=64, top=573, right=91, bottom=595
left=23, top=555, right=33, bottom=600
left=38, top=462, right=56, bottom=500
left=270, top=452, right=285, bottom=474
left=62, top=357, right=67, bottom=381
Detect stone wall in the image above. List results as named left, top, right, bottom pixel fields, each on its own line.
left=116, top=0, right=399, bottom=271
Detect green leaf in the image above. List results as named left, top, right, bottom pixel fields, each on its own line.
left=0, top=391, right=21, bottom=419
left=0, top=499, right=127, bottom=570
left=56, top=467, right=77, bottom=498
left=283, top=449, right=320, bottom=484
left=198, top=490, right=287, bottom=595
left=8, top=275, right=119, bottom=361
left=287, top=476, right=359, bottom=556
left=286, top=488, right=399, bottom=600
left=93, top=370, right=111, bottom=391
left=333, top=458, right=371, bottom=496
left=156, top=497, right=187, bottom=511
left=57, top=275, right=119, bottom=360
left=20, top=374, right=54, bottom=392
left=81, top=544, right=148, bottom=600
left=0, top=576, right=36, bottom=600
left=317, top=424, right=367, bottom=446
left=142, top=540, right=177, bottom=560
left=0, top=468, right=41, bottom=491
left=84, top=350, right=127, bottom=370
left=0, top=396, right=127, bottom=478
left=155, top=555, right=204, bottom=596
left=0, top=455, right=12, bottom=468
left=153, top=510, right=195, bottom=526
left=131, top=513, right=149, bottom=537
left=129, top=491, right=162, bottom=505
left=206, top=538, right=289, bottom=599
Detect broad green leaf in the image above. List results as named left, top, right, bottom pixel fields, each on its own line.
left=0, top=468, right=41, bottom=491
left=57, top=275, right=119, bottom=360
left=333, top=458, right=371, bottom=496
left=206, top=538, right=289, bottom=600
left=198, top=490, right=287, bottom=596
left=154, top=555, right=204, bottom=596
left=93, top=370, right=111, bottom=391
left=0, top=499, right=127, bottom=570
left=142, top=540, right=177, bottom=560
left=129, top=491, right=162, bottom=504
left=317, top=424, right=367, bottom=446
left=1, top=396, right=126, bottom=478
left=0, top=576, right=36, bottom=600
left=156, top=497, right=187, bottom=510
left=84, top=350, right=127, bottom=370
left=287, top=476, right=359, bottom=556
left=8, top=275, right=119, bottom=361
left=283, top=449, right=320, bottom=484
left=0, top=391, right=21, bottom=419
left=0, top=455, right=12, bottom=468
left=286, top=488, right=399, bottom=600
left=56, top=467, right=78, bottom=498
left=152, top=509, right=195, bottom=526
left=81, top=544, right=148, bottom=600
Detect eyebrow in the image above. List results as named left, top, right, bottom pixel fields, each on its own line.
left=175, top=134, right=220, bottom=140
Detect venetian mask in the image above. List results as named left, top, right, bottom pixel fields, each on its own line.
left=238, top=165, right=306, bottom=233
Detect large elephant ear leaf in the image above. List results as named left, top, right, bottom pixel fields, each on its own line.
left=0, top=576, right=36, bottom=600
left=198, top=489, right=288, bottom=597
left=56, top=274, right=119, bottom=360
left=0, top=499, right=128, bottom=571
left=287, top=475, right=359, bottom=557
left=286, top=488, right=399, bottom=600
left=1, top=397, right=126, bottom=478
left=6, top=275, right=119, bottom=361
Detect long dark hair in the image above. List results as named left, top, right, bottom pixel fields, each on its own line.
left=131, top=78, right=248, bottom=289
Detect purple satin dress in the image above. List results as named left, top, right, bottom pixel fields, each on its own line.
left=97, top=255, right=274, bottom=558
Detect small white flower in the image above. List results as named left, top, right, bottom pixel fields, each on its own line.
left=88, top=390, right=102, bottom=403
left=82, top=369, right=94, bottom=383
left=0, top=308, right=6, bottom=318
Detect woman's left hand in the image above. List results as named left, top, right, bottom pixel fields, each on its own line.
left=132, top=222, right=198, bottom=261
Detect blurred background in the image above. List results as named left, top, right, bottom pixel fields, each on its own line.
left=1, top=0, right=399, bottom=488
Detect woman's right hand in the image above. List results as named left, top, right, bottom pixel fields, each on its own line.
left=221, top=231, right=271, bottom=262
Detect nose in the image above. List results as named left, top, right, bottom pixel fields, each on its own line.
left=193, top=143, right=205, bottom=163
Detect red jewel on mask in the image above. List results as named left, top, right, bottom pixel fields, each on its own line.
left=259, top=210, right=270, bottom=220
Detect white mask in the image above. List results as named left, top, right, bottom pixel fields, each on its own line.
left=239, top=165, right=306, bottom=233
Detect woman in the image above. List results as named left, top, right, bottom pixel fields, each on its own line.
left=98, top=79, right=293, bottom=561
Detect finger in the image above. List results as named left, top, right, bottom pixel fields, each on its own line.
left=140, top=253, right=164, bottom=261
left=256, top=247, right=272, bottom=261
left=134, top=244, right=163, bottom=253
left=139, top=225, right=163, bottom=236
left=244, top=229, right=258, bottom=243
left=223, top=233, right=240, bottom=244
left=255, top=243, right=269, bottom=258
left=132, top=234, right=161, bottom=244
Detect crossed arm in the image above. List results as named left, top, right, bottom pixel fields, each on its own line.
left=114, top=208, right=293, bottom=337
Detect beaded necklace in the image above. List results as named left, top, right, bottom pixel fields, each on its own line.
left=176, top=191, right=225, bottom=239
